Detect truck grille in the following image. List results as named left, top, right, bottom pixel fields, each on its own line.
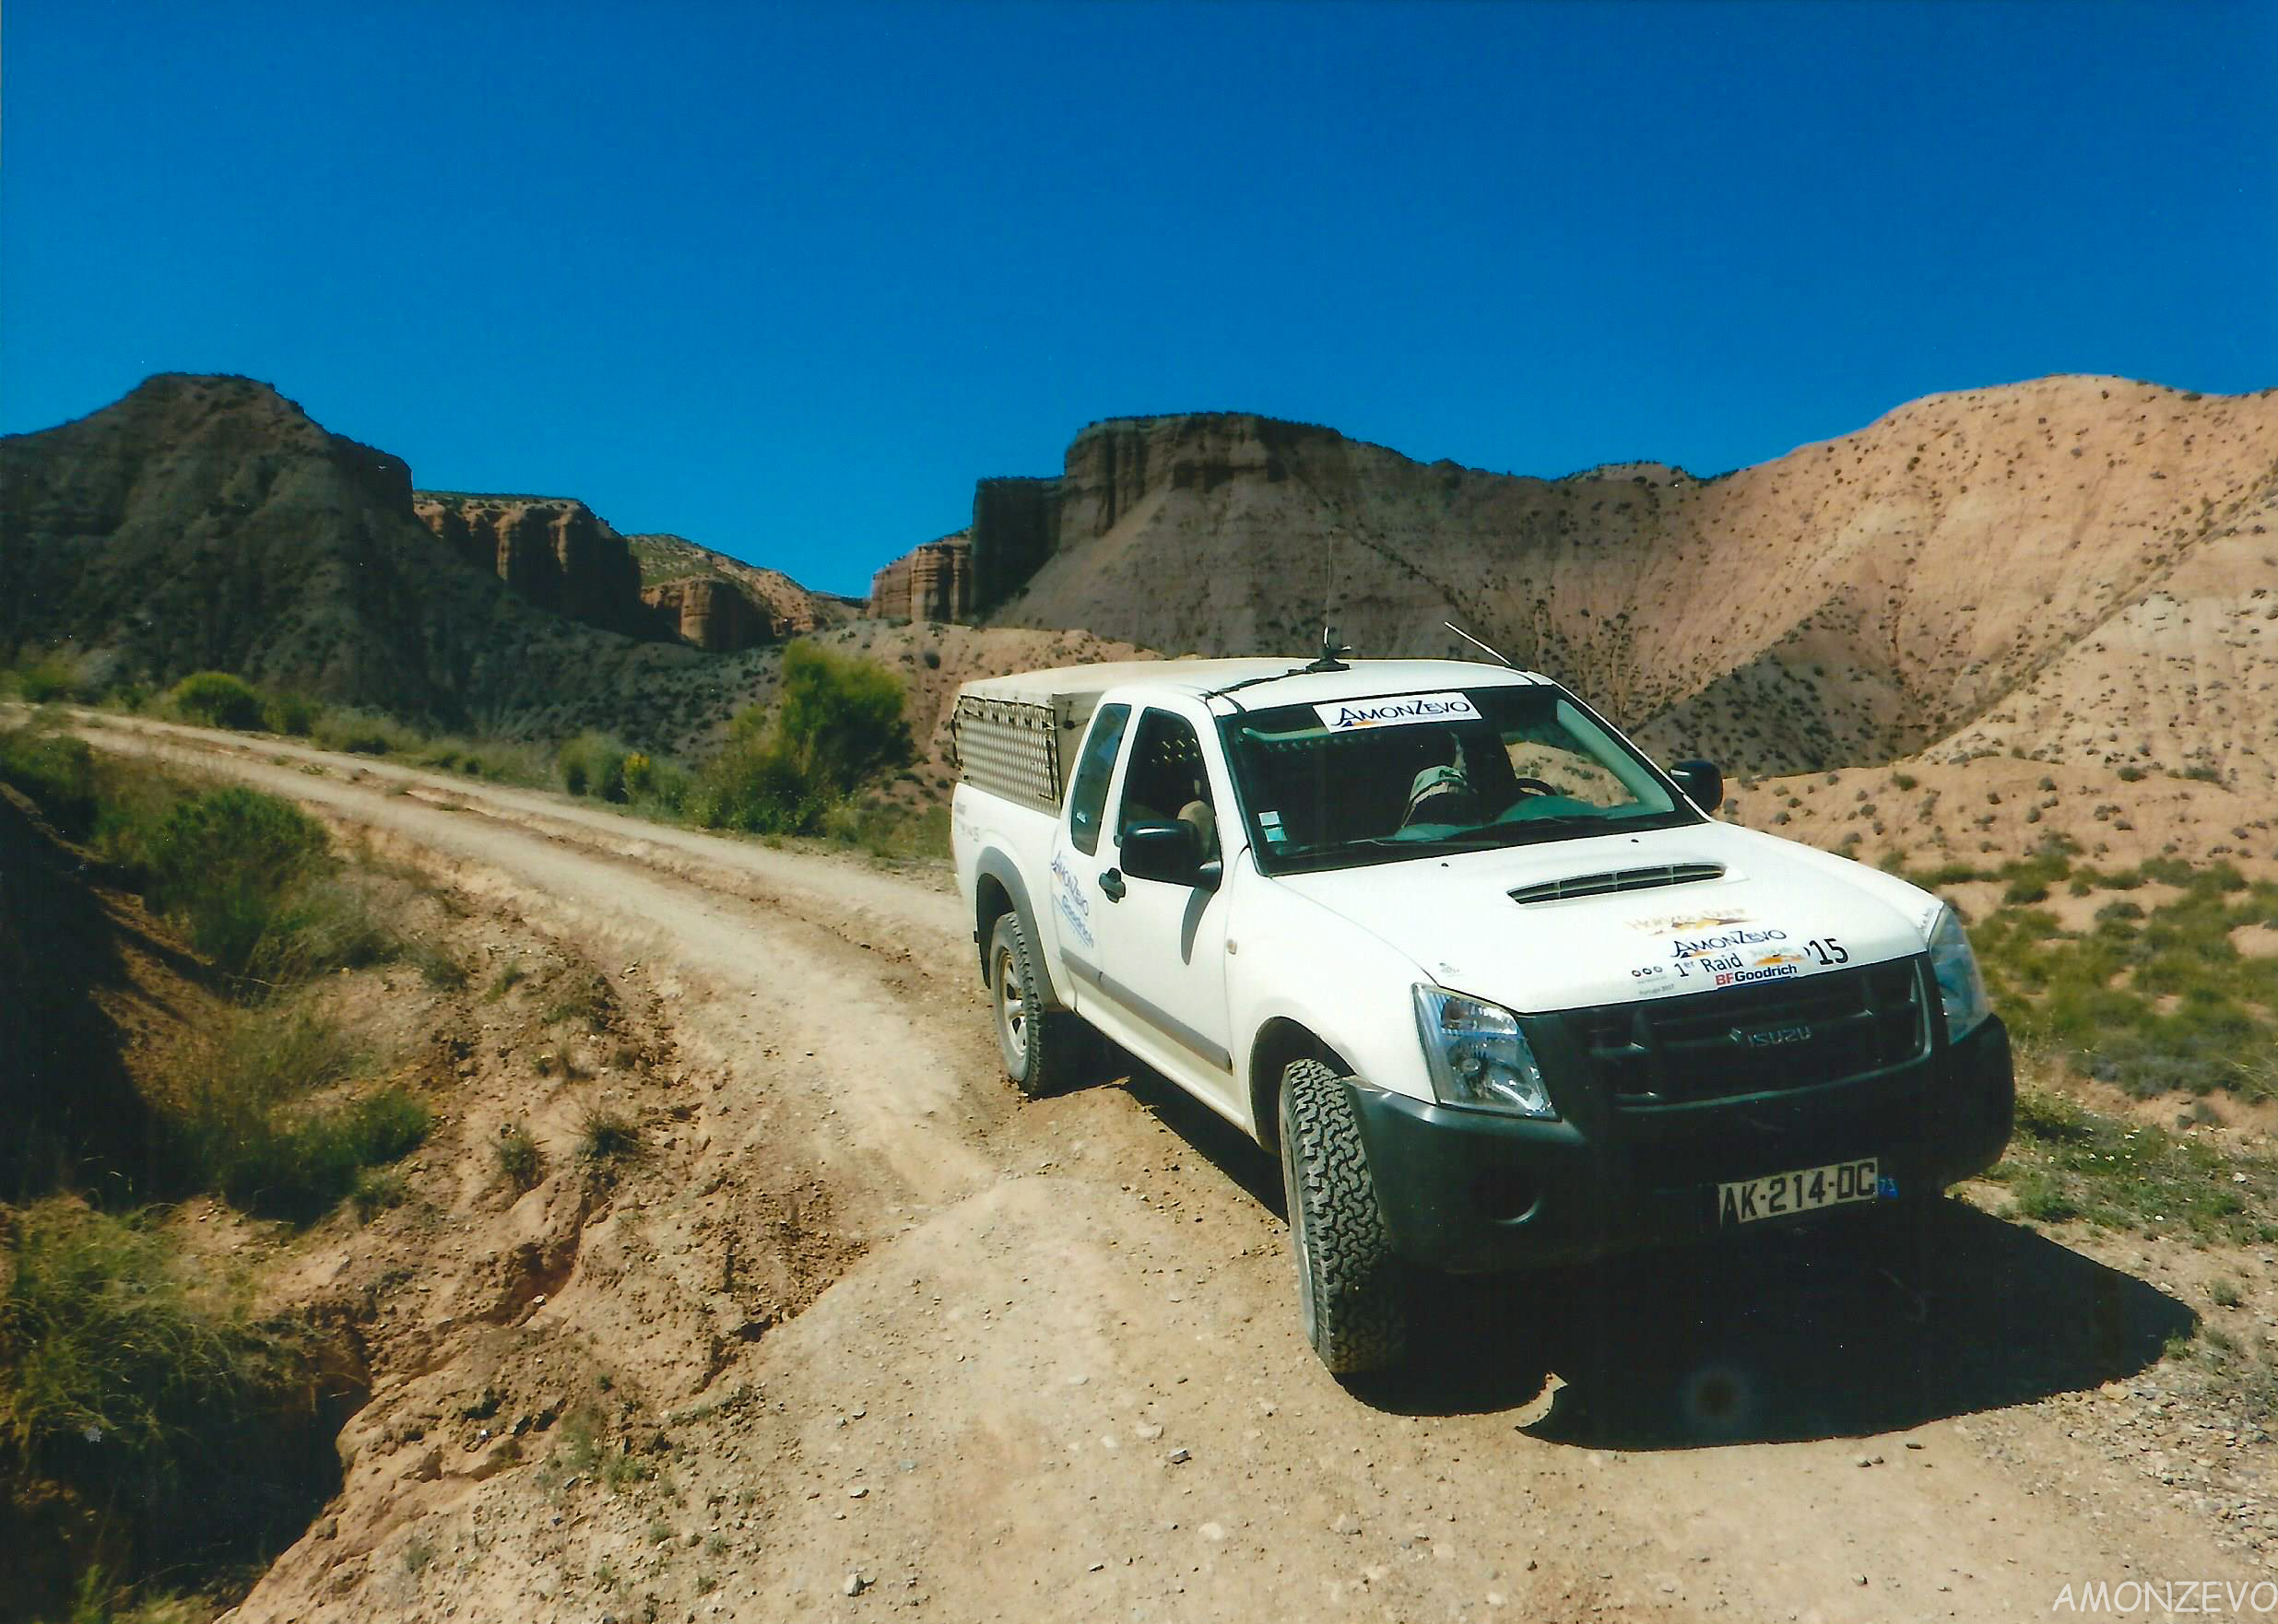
left=1565, top=958, right=1928, bottom=1107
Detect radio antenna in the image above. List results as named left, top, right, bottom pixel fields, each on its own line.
left=1444, top=619, right=1517, bottom=667
left=1303, top=624, right=1351, bottom=673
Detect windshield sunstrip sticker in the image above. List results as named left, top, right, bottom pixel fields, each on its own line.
left=1312, top=692, right=1481, bottom=731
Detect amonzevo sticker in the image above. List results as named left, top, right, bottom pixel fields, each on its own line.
left=1313, top=691, right=1481, bottom=731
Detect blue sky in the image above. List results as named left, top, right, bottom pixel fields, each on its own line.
left=6, top=1, right=2273, bottom=596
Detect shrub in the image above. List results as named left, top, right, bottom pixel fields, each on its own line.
left=313, top=710, right=420, bottom=756
left=167, top=672, right=264, bottom=731
left=558, top=733, right=630, bottom=802
left=690, top=645, right=912, bottom=836
left=11, top=654, right=80, bottom=703
left=578, top=1106, right=640, bottom=1163
left=0, top=1204, right=317, bottom=1580
left=495, top=1124, right=543, bottom=1191
left=260, top=692, right=319, bottom=736
left=349, top=1168, right=408, bottom=1221
left=144, top=787, right=331, bottom=975
left=0, top=725, right=100, bottom=838
left=776, top=641, right=913, bottom=792
left=175, top=1006, right=429, bottom=1221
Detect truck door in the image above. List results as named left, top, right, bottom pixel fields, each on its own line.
left=1063, top=705, right=1239, bottom=1112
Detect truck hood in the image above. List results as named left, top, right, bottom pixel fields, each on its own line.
left=1272, top=822, right=1938, bottom=1014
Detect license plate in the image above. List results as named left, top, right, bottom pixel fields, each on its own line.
left=1717, top=1158, right=1879, bottom=1226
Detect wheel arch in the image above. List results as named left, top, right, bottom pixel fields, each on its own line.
left=972, top=851, right=1033, bottom=985
left=1247, top=1018, right=1353, bottom=1156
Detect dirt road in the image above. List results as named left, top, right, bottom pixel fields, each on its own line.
left=77, top=716, right=2258, bottom=1623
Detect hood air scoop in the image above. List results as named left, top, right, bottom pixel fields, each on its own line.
left=1508, top=862, right=1726, bottom=906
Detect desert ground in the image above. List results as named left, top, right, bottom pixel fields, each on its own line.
left=43, top=713, right=2271, bottom=1624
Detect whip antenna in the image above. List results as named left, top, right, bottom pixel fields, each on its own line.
left=1444, top=619, right=1517, bottom=667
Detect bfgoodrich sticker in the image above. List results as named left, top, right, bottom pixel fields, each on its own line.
left=1313, top=692, right=1481, bottom=731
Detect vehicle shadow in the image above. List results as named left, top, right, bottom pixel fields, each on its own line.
left=1111, top=1064, right=2195, bottom=1447
left=1362, top=1202, right=2197, bottom=1446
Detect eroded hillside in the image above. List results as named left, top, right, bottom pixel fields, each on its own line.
left=876, top=380, right=2278, bottom=786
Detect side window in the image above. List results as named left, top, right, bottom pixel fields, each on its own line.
left=1067, top=704, right=1131, bottom=856
left=1118, top=710, right=1218, bottom=860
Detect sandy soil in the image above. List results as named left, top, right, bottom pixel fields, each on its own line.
left=66, top=716, right=2274, bottom=1623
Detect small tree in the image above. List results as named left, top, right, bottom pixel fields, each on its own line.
left=774, top=641, right=914, bottom=794
left=692, top=644, right=912, bottom=834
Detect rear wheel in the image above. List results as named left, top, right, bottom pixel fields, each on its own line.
left=988, top=912, right=1082, bottom=1098
left=1279, top=1058, right=1408, bottom=1374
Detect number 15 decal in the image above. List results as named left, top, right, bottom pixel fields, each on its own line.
left=1806, top=936, right=1849, bottom=966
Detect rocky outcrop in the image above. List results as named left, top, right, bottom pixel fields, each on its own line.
left=413, top=494, right=650, bottom=638
left=868, top=415, right=1348, bottom=623
left=868, top=531, right=974, bottom=621
left=625, top=533, right=852, bottom=647
left=642, top=576, right=768, bottom=652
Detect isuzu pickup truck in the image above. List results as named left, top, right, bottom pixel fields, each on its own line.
left=949, top=654, right=2013, bottom=1373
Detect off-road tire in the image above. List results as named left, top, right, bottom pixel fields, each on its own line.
left=988, top=912, right=1083, bottom=1099
left=1278, top=1058, right=1409, bottom=1374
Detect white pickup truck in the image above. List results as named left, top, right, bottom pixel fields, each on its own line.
left=949, top=654, right=2013, bottom=1374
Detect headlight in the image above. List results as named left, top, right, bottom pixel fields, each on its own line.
left=1412, top=985, right=1556, bottom=1119
left=1928, top=906, right=1991, bottom=1042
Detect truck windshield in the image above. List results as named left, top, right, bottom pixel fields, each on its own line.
left=1219, top=684, right=1702, bottom=874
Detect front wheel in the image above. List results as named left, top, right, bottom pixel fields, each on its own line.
left=1279, top=1059, right=1408, bottom=1374
left=988, top=912, right=1083, bottom=1099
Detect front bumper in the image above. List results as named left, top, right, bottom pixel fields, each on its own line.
left=1345, top=1015, right=2014, bottom=1274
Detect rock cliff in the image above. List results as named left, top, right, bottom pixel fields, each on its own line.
left=412, top=494, right=650, bottom=638
left=868, top=531, right=974, bottom=621
left=626, top=532, right=855, bottom=648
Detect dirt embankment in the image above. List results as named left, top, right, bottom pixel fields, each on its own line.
left=51, top=716, right=2278, bottom=1624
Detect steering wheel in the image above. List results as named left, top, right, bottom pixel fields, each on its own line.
left=1510, top=777, right=1558, bottom=797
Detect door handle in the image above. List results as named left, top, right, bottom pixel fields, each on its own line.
left=1099, top=869, right=1127, bottom=901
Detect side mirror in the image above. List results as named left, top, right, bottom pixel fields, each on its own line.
left=1669, top=759, right=1724, bottom=814
left=1120, top=821, right=1204, bottom=887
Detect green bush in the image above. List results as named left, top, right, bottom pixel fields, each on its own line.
left=260, top=691, right=319, bottom=736
left=496, top=1124, right=543, bottom=1191
left=11, top=654, right=80, bottom=703
left=0, top=725, right=100, bottom=838
left=690, top=644, right=912, bottom=835
left=145, top=787, right=331, bottom=975
left=690, top=726, right=829, bottom=834
left=313, top=709, right=421, bottom=756
left=558, top=733, right=631, bottom=801
left=0, top=1204, right=315, bottom=1568
left=167, top=672, right=264, bottom=731
left=175, top=1006, right=429, bottom=1221
left=776, top=641, right=913, bottom=791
